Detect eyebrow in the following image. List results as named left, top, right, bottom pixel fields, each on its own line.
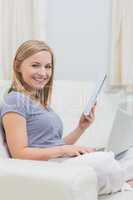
left=31, top=62, right=52, bottom=65
left=31, top=62, right=41, bottom=64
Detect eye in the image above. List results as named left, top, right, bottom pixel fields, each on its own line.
left=45, top=64, right=52, bottom=69
left=32, top=64, right=40, bottom=68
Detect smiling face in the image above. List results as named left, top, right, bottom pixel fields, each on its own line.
left=18, top=51, right=53, bottom=92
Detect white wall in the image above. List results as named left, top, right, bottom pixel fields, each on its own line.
left=46, top=0, right=112, bottom=82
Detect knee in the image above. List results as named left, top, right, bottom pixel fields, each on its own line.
left=107, top=160, right=125, bottom=192
left=88, top=152, right=125, bottom=194
left=97, top=158, right=125, bottom=194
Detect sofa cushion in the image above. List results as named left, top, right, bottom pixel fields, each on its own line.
left=0, top=79, right=120, bottom=158
left=51, top=80, right=121, bottom=148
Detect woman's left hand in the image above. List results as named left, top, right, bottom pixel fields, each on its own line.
left=78, top=104, right=96, bottom=131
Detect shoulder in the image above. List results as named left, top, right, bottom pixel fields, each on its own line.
left=0, top=91, right=30, bottom=119
left=3, top=91, right=29, bottom=106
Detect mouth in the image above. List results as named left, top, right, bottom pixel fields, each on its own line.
left=32, top=77, right=48, bottom=84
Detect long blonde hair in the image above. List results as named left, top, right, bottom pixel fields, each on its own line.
left=8, top=40, right=54, bottom=107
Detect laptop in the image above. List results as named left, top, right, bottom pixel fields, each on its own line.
left=51, top=108, right=133, bottom=163
left=97, top=106, right=133, bottom=158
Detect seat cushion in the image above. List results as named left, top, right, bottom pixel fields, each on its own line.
left=0, top=80, right=11, bottom=158
left=99, top=191, right=133, bottom=200
left=0, top=121, right=10, bottom=158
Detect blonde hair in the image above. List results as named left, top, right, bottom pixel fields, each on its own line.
left=8, top=40, right=54, bottom=107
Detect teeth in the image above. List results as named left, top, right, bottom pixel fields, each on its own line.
left=34, top=78, right=44, bottom=80
left=33, top=78, right=48, bottom=83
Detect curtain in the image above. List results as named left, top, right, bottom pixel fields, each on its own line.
left=0, top=0, right=47, bottom=80
left=109, top=0, right=133, bottom=92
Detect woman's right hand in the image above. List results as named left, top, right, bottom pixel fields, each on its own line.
left=61, top=145, right=96, bottom=157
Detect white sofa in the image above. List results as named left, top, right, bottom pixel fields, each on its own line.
left=0, top=80, right=133, bottom=200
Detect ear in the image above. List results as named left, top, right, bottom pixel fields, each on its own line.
left=14, top=62, right=21, bottom=73
left=17, top=68, right=21, bottom=73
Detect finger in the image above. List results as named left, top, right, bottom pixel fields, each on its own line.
left=81, top=147, right=93, bottom=153
left=86, top=148, right=96, bottom=153
left=79, top=149, right=87, bottom=154
left=92, top=147, right=96, bottom=151
left=92, top=102, right=97, bottom=112
left=85, top=110, right=95, bottom=118
left=90, top=111, right=94, bottom=118
left=92, top=105, right=96, bottom=113
left=75, top=151, right=81, bottom=157
left=84, top=111, right=92, bottom=118
left=85, top=115, right=94, bottom=122
left=85, top=118, right=94, bottom=124
left=92, top=107, right=95, bottom=113
left=90, top=148, right=96, bottom=152
left=93, top=101, right=97, bottom=107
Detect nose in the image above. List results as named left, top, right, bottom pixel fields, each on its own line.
left=38, top=67, right=47, bottom=77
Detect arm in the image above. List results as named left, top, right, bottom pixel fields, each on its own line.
left=63, top=126, right=85, bottom=145
left=63, top=105, right=96, bottom=145
left=2, top=113, right=94, bottom=160
left=2, top=112, right=66, bottom=160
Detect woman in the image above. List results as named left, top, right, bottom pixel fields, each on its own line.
left=0, top=40, right=132, bottom=194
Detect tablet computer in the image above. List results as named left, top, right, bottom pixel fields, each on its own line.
left=83, top=74, right=107, bottom=116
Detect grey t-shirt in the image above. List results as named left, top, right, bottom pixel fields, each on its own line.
left=0, top=91, right=65, bottom=148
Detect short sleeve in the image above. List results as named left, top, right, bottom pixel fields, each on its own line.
left=0, top=92, right=27, bottom=119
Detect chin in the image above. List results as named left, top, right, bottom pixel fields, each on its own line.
left=29, top=80, right=50, bottom=90
left=33, top=84, right=47, bottom=90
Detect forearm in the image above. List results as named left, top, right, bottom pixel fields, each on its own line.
left=63, top=126, right=85, bottom=145
left=12, top=146, right=65, bottom=161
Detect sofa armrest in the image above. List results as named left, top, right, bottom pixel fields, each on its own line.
left=0, top=158, right=97, bottom=200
